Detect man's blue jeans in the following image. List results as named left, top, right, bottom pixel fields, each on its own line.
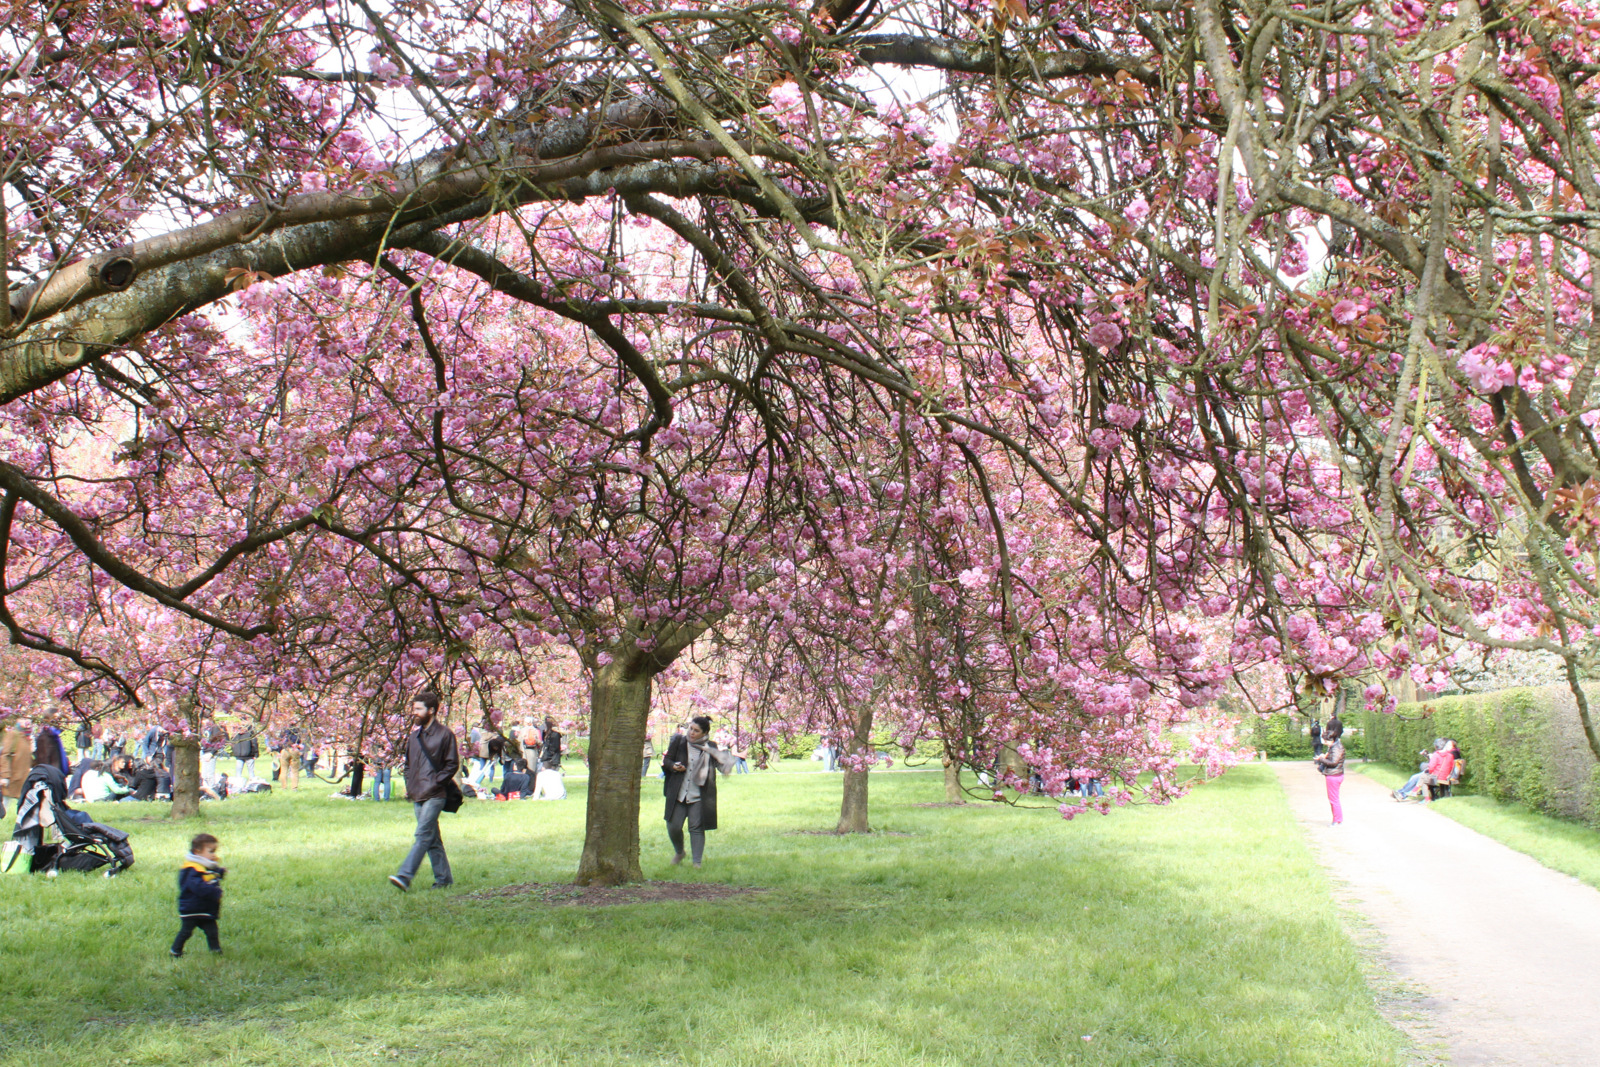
left=371, top=767, right=392, bottom=801
left=395, top=796, right=451, bottom=887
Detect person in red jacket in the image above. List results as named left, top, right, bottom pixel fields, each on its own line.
left=1394, top=740, right=1454, bottom=802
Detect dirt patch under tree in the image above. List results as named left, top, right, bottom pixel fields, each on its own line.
left=458, top=881, right=766, bottom=907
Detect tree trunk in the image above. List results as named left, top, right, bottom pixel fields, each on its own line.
left=575, top=661, right=654, bottom=885
left=836, top=704, right=873, bottom=833
left=998, top=741, right=1029, bottom=785
left=170, top=737, right=201, bottom=819
left=943, top=758, right=966, bottom=804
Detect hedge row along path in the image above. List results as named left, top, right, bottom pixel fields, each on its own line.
left=1273, top=764, right=1600, bottom=1066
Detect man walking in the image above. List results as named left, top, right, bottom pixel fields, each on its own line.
left=390, top=691, right=459, bottom=892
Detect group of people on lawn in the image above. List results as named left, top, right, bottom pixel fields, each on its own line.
left=2, top=716, right=188, bottom=809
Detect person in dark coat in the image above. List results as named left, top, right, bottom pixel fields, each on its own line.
left=230, top=729, right=259, bottom=780
left=172, top=832, right=226, bottom=956
left=661, top=715, right=734, bottom=869
left=1310, top=718, right=1324, bottom=757
left=32, top=723, right=69, bottom=775
left=539, top=717, right=563, bottom=770
left=495, top=758, right=535, bottom=799
left=389, top=691, right=460, bottom=891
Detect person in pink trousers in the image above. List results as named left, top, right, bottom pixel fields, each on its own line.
left=1314, top=717, right=1346, bottom=825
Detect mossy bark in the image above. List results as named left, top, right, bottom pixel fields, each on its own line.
left=943, top=758, right=966, bottom=803
left=170, top=736, right=201, bottom=819
left=575, top=662, right=652, bottom=885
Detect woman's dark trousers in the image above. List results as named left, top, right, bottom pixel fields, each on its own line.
left=667, top=799, right=706, bottom=864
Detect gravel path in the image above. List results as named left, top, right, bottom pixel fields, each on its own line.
left=1273, top=762, right=1600, bottom=1066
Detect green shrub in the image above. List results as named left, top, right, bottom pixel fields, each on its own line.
left=1362, top=685, right=1600, bottom=827
left=1252, top=714, right=1312, bottom=759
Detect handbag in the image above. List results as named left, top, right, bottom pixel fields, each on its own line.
left=417, top=731, right=464, bottom=813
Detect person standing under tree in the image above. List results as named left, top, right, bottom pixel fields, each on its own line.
left=0, top=717, right=32, bottom=818
left=277, top=724, right=302, bottom=791
left=1310, top=718, right=1323, bottom=757
left=230, top=728, right=258, bottom=780
left=389, top=691, right=460, bottom=891
left=1313, top=717, right=1346, bottom=826
left=540, top=716, right=563, bottom=770
left=32, top=718, right=69, bottom=775
left=200, top=716, right=226, bottom=788
left=661, top=715, right=734, bottom=869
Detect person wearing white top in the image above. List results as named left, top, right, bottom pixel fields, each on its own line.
left=81, top=765, right=132, bottom=803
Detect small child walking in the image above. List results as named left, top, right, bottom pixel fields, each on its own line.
left=171, top=832, right=226, bottom=957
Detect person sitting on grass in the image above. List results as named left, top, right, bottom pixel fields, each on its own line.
left=171, top=832, right=226, bottom=957
left=81, top=761, right=133, bottom=804
left=496, top=758, right=535, bottom=799
left=532, top=759, right=566, bottom=800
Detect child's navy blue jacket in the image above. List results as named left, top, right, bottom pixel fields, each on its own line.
left=178, top=858, right=225, bottom=917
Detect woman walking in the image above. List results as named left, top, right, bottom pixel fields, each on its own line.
left=1314, top=717, right=1346, bottom=825
left=661, top=715, right=734, bottom=869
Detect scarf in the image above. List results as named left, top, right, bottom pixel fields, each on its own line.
left=185, top=851, right=222, bottom=872
left=677, top=739, right=730, bottom=804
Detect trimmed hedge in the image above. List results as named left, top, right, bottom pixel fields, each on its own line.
left=1363, top=686, right=1600, bottom=826
left=1253, top=714, right=1312, bottom=759
left=1250, top=714, right=1366, bottom=760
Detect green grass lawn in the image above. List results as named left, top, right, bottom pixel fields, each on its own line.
left=1357, top=761, right=1600, bottom=891
left=0, top=765, right=1404, bottom=1066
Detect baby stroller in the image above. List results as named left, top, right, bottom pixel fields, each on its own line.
left=5, top=765, right=135, bottom=876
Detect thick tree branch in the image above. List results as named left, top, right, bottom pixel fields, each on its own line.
left=0, top=458, right=320, bottom=635
left=0, top=159, right=754, bottom=404
left=853, top=34, right=1159, bottom=86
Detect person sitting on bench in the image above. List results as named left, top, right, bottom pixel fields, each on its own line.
left=1394, top=740, right=1453, bottom=802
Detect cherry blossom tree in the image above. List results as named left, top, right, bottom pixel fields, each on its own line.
left=12, top=0, right=1600, bottom=874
